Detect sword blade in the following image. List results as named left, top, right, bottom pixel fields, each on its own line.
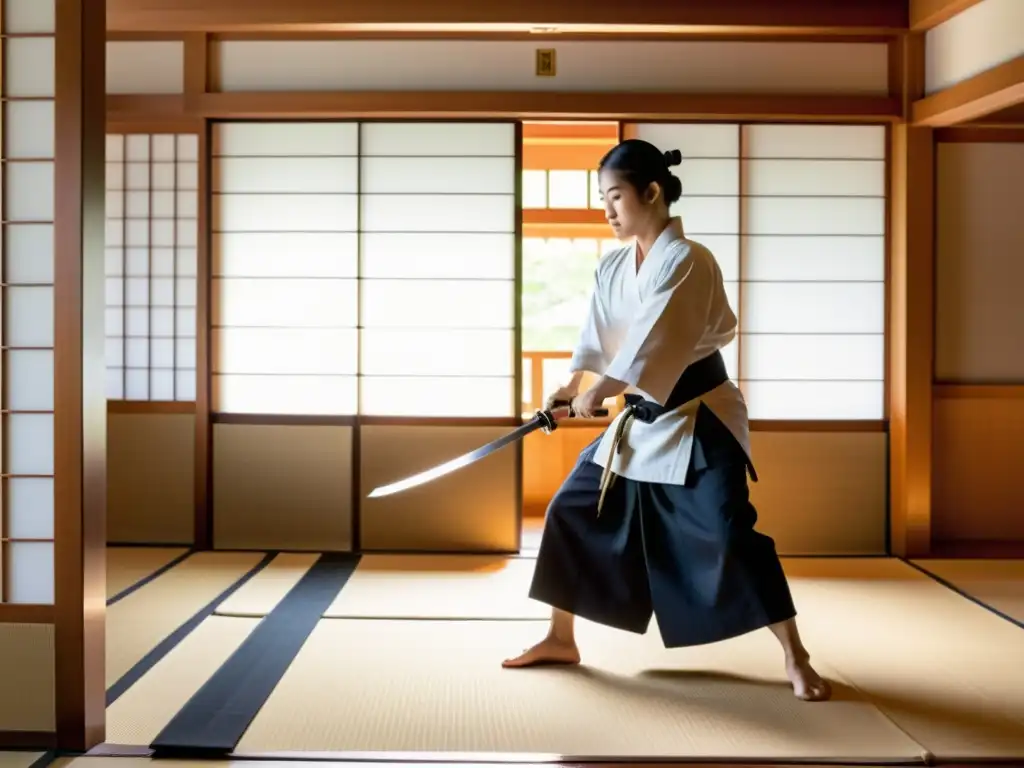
left=366, top=415, right=548, bottom=498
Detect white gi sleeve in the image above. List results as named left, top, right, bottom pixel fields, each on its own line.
left=602, top=248, right=714, bottom=406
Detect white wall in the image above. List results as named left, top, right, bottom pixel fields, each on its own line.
left=935, top=141, right=1024, bottom=381
left=925, top=0, right=1024, bottom=93
left=105, top=39, right=889, bottom=96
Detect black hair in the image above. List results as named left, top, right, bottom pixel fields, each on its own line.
left=598, top=139, right=683, bottom=205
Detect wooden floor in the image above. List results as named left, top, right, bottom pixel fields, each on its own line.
left=58, top=544, right=1024, bottom=767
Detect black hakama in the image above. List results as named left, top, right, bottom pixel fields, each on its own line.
left=528, top=399, right=797, bottom=649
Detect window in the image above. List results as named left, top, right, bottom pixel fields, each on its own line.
left=2, top=0, right=56, bottom=605
left=522, top=169, right=603, bottom=210
left=522, top=237, right=620, bottom=351
left=105, top=132, right=199, bottom=401
left=211, top=122, right=360, bottom=415
left=519, top=122, right=620, bottom=415
left=740, top=125, right=886, bottom=420
left=211, top=121, right=518, bottom=418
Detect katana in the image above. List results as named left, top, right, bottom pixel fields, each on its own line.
left=366, top=401, right=610, bottom=498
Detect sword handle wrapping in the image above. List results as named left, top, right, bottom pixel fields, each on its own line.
left=550, top=399, right=610, bottom=418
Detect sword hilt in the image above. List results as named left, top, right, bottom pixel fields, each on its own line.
left=539, top=400, right=610, bottom=433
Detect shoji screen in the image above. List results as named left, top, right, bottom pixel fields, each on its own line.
left=211, top=121, right=519, bottom=553
left=211, top=122, right=360, bottom=414
left=359, top=122, right=518, bottom=417
left=358, top=122, right=519, bottom=552
left=2, top=0, right=56, bottom=604
left=105, top=133, right=200, bottom=401
left=740, top=125, right=886, bottom=420
left=629, top=124, right=741, bottom=379
left=211, top=122, right=359, bottom=552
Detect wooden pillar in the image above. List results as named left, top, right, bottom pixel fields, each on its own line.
left=54, top=0, right=107, bottom=749
left=185, top=33, right=213, bottom=550
left=888, top=33, right=934, bottom=557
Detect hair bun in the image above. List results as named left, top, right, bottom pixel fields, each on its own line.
left=663, top=149, right=682, bottom=167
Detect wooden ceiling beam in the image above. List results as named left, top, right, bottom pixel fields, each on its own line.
left=107, top=0, right=908, bottom=34
left=913, top=54, right=1024, bottom=126
left=171, top=91, right=901, bottom=122
left=966, top=102, right=1024, bottom=125
left=909, top=0, right=986, bottom=32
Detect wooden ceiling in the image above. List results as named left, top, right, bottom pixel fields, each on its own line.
left=106, top=0, right=909, bottom=35
left=104, top=0, right=1024, bottom=127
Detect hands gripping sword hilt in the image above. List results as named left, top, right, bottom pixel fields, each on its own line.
left=537, top=399, right=610, bottom=434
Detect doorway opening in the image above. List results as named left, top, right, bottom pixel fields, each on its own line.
left=519, top=121, right=624, bottom=523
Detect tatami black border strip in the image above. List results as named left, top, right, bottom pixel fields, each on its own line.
left=107, top=541, right=194, bottom=548
left=899, top=557, right=1024, bottom=631
left=84, top=744, right=153, bottom=757
left=150, top=552, right=360, bottom=756
left=25, top=751, right=58, bottom=768
left=105, top=552, right=277, bottom=706
left=107, top=549, right=195, bottom=606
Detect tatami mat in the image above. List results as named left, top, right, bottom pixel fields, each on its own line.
left=93, top=555, right=1024, bottom=763
left=215, top=553, right=321, bottom=617
left=0, top=754, right=45, bottom=768
left=106, top=551, right=264, bottom=687
left=323, top=554, right=549, bottom=620
left=911, top=558, right=1024, bottom=625
left=106, top=547, right=189, bottom=600
left=777, top=558, right=1024, bottom=761
left=106, top=616, right=260, bottom=745
left=234, top=616, right=921, bottom=761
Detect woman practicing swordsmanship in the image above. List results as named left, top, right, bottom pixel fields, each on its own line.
left=503, top=139, right=831, bottom=702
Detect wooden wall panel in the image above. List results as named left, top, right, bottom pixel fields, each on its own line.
left=933, top=390, right=1024, bottom=542
left=212, top=424, right=353, bottom=551
left=107, top=414, right=195, bottom=545
left=748, top=432, right=888, bottom=554
left=360, top=425, right=519, bottom=552
left=0, top=624, right=55, bottom=734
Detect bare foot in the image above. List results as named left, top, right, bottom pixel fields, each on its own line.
left=786, top=655, right=832, bottom=701
left=502, top=636, right=581, bottom=668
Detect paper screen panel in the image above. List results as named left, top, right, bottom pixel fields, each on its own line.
left=104, top=133, right=199, bottom=401
left=2, top=2, right=57, bottom=605
left=358, top=122, right=517, bottom=417
left=211, top=122, right=360, bottom=414
left=740, top=125, right=886, bottom=420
